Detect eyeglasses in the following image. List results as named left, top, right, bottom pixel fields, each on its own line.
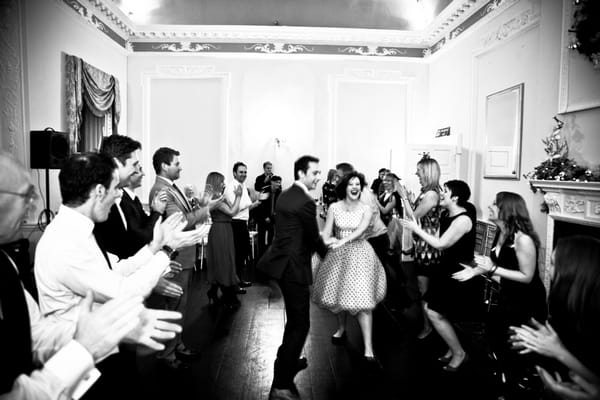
left=0, top=185, right=38, bottom=205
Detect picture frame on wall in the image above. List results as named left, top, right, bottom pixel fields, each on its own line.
left=558, top=0, right=600, bottom=113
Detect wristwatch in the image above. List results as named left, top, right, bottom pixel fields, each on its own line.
left=161, top=245, right=175, bottom=259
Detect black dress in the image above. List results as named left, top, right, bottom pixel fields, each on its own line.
left=490, top=233, right=547, bottom=325
left=425, top=209, right=482, bottom=321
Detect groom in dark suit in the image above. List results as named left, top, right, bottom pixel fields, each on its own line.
left=258, top=155, right=328, bottom=400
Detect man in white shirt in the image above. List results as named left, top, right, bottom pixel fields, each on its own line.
left=35, top=152, right=202, bottom=398
left=0, top=152, right=182, bottom=400
left=224, top=162, right=260, bottom=290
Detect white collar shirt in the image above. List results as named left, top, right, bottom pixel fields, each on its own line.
left=224, top=179, right=252, bottom=221
left=34, top=205, right=169, bottom=324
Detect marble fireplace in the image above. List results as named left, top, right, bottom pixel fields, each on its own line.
left=529, top=180, right=600, bottom=289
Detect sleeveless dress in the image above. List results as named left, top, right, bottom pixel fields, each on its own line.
left=425, top=209, right=483, bottom=320
left=491, top=233, right=547, bottom=325
left=413, top=192, right=442, bottom=276
left=206, top=208, right=240, bottom=286
left=378, top=191, right=394, bottom=226
left=312, top=202, right=387, bottom=315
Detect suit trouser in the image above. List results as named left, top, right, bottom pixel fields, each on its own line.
left=273, top=279, right=310, bottom=390
left=256, top=220, right=274, bottom=259
left=231, top=220, right=250, bottom=280
left=146, top=268, right=192, bottom=359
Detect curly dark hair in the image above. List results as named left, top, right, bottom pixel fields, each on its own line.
left=336, top=171, right=366, bottom=200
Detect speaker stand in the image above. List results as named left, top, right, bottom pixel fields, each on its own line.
left=41, top=167, right=54, bottom=224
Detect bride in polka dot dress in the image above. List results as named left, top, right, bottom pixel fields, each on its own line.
left=312, top=171, right=387, bottom=360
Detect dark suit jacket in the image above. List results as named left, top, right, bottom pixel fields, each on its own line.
left=120, top=191, right=162, bottom=258
left=254, top=173, right=272, bottom=192
left=95, top=191, right=162, bottom=260
left=149, top=177, right=205, bottom=269
left=94, top=203, right=128, bottom=259
left=255, top=188, right=281, bottom=224
left=257, top=184, right=327, bottom=285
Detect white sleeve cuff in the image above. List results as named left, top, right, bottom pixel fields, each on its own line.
left=44, top=340, right=95, bottom=390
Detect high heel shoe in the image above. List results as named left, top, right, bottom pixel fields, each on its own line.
left=207, top=285, right=219, bottom=305
left=442, top=353, right=469, bottom=372
left=437, top=352, right=453, bottom=364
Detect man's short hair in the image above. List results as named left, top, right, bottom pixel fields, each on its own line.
left=294, top=155, right=319, bottom=180
left=99, top=135, right=141, bottom=165
left=271, top=175, right=282, bottom=182
left=152, top=147, right=179, bottom=174
left=378, top=168, right=387, bottom=174
left=335, top=162, right=354, bottom=176
left=59, top=152, right=116, bottom=206
left=233, top=162, right=247, bottom=173
left=263, top=161, right=272, bottom=169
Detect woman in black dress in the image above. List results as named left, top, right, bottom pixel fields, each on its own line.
left=401, top=180, right=478, bottom=371
left=454, top=191, right=547, bottom=397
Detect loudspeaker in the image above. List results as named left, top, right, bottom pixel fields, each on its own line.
left=30, top=129, right=70, bottom=169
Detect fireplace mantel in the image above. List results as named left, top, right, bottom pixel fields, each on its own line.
left=529, top=180, right=600, bottom=289
left=529, top=180, right=600, bottom=227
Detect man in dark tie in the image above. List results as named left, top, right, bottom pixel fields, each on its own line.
left=255, top=175, right=282, bottom=259
left=148, top=147, right=219, bottom=368
left=258, top=155, right=329, bottom=400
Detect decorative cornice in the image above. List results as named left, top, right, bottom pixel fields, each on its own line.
left=132, top=41, right=424, bottom=57
left=56, top=0, right=513, bottom=57
left=481, top=2, right=540, bottom=47
left=244, top=43, right=313, bottom=54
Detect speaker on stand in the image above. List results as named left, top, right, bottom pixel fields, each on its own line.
left=30, top=128, right=70, bottom=225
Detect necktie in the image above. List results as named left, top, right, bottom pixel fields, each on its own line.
left=94, top=233, right=112, bottom=270
left=133, top=195, right=145, bottom=214
left=172, top=183, right=191, bottom=211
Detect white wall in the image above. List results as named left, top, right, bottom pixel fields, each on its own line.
left=427, top=0, right=600, bottom=257
left=127, top=55, right=429, bottom=200
left=23, top=0, right=128, bottom=219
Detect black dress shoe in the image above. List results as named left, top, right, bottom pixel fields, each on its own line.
left=331, top=332, right=347, bottom=345
left=239, top=281, right=253, bottom=288
left=236, top=288, right=247, bottom=295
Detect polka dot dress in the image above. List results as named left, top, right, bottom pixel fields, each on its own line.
left=312, top=202, right=387, bottom=315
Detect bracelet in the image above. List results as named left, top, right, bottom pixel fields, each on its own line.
left=487, top=263, right=498, bottom=277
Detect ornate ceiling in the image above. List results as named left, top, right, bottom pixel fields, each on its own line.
left=60, top=0, right=515, bottom=56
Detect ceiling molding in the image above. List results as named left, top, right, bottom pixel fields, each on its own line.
left=55, top=0, right=515, bottom=57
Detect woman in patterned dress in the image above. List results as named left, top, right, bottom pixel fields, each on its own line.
left=312, top=172, right=387, bottom=361
left=399, top=154, right=442, bottom=338
left=402, top=180, right=478, bottom=371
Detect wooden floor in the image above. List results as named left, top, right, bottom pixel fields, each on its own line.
left=137, top=265, right=503, bottom=400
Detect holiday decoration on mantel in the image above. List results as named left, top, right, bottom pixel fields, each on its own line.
left=568, top=0, right=600, bottom=68
left=525, top=116, right=600, bottom=211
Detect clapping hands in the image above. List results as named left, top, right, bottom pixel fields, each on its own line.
left=509, top=319, right=564, bottom=357
left=537, top=367, right=600, bottom=400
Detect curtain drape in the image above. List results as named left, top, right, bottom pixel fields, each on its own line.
left=66, top=54, right=120, bottom=152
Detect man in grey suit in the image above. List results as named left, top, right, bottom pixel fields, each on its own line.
left=258, top=155, right=329, bottom=400
left=148, top=147, right=220, bottom=369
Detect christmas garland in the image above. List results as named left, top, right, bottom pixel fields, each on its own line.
left=569, top=0, right=600, bottom=68
left=525, top=116, right=600, bottom=211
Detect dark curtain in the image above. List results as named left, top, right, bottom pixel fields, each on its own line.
left=66, top=54, right=120, bottom=152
